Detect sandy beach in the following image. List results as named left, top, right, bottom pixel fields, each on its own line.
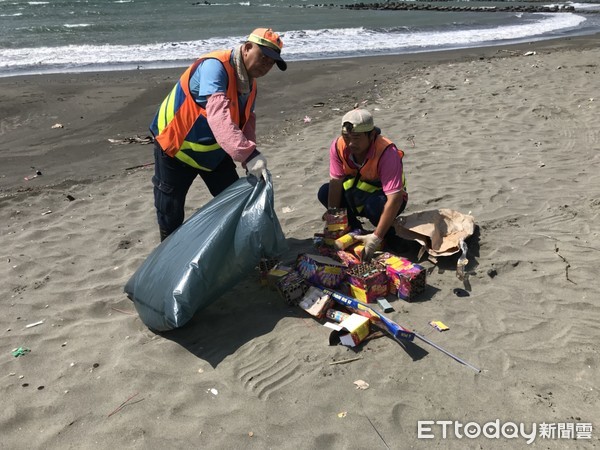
left=1, top=35, right=599, bottom=448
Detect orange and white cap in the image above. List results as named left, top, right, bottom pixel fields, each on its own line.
left=247, top=28, right=287, bottom=71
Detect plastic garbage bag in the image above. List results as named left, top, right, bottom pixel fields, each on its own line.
left=124, top=174, right=288, bottom=331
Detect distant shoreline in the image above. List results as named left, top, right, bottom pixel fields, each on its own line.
left=1, top=29, right=599, bottom=80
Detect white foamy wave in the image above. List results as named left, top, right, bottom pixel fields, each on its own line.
left=284, top=14, right=586, bottom=56
left=64, top=23, right=92, bottom=28
left=568, top=2, right=600, bottom=10
left=0, top=13, right=589, bottom=76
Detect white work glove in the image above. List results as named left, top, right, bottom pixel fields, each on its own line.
left=353, top=233, right=383, bottom=262
left=245, top=152, right=268, bottom=180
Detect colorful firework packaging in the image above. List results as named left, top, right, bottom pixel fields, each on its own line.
left=345, top=262, right=389, bottom=303
left=295, top=253, right=346, bottom=288
left=275, top=271, right=310, bottom=306
left=374, top=253, right=427, bottom=301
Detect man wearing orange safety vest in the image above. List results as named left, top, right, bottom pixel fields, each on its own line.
left=149, top=28, right=287, bottom=241
left=317, top=108, right=408, bottom=261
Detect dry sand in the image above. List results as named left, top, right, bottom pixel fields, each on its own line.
left=1, top=36, right=599, bottom=449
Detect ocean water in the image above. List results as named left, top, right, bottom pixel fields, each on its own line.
left=1, top=0, right=599, bottom=77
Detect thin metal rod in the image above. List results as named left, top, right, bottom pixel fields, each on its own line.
left=411, top=332, right=481, bottom=373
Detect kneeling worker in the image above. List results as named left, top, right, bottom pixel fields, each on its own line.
left=317, top=108, right=408, bottom=261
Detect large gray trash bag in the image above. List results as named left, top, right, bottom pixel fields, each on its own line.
left=124, top=174, right=288, bottom=331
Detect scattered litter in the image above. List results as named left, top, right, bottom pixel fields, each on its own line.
left=11, top=347, right=30, bottom=357
left=523, top=51, right=537, bottom=56
left=25, top=320, right=44, bottom=328
left=108, top=135, right=154, bottom=145
left=41, top=210, right=52, bottom=216
left=329, top=356, right=362, bottom=366
left=376, top=298, right=393, bottom=313
left=337, top=411, right=347, bottom=418
left=429, top=321, right=449, bottom=332
left=110, top=307, right=136, bottom=316
left=51, top=123, right=64, bottom=129
left=303, top=115, right=311, bottom=123
left=197, top=368, right=204, bottom=374
left=125, top=162, right=154, bottom=171
left=207, top=388, right=218, bottom=396
left=107, top=392, right=140, bottom=417
left=248, top=432, right=254, bottom=437
left=66, top=195, right=76, bottom=201
left=281, top=206, right=294, bottom=214
left=353, top=379, right=369, bottom=390
left=453, top=288, right=470, bottom=297
left=24, top=170, right=42, bottom=181
left=312, top=102, right=325, bottom=107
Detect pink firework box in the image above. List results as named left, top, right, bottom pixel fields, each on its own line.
left=376, top=253, right=426, bottom=302
left=345, top=262, right=389, bottom=303
left=336, top=250, right=361, bottom=267
left=295, top=253, right=347, bottom=288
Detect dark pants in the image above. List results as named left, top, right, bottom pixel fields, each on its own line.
left=317, top=182, right=406, bottom=238
left=153, top=143, right=239, bottom=239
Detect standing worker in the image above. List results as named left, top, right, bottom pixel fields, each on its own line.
left=149, top=28, right=287, bottom=241
left=317, top=108, right=408, bottom=261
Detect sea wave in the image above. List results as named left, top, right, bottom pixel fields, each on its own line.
left=0, top=14, right=590, bottom=76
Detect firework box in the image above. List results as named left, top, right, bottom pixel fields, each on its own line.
left=334, top=233, right=358, bottom=250
left=298, top=286, right=333, bottom=319
left=375, top=253, right=426, bottom=301
left=266, top=264, right=294, bottom=289
left=326, top=313, right=370, bottom=347
left=295, top=253, right=346, bottom=288
left=345, top=262, right=389, bottom=303
left=276, top=271, right=309, bottom=306
left=336, top=250, right=360, bottom=267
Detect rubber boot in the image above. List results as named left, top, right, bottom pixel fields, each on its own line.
left=159, top=228, right=170, bottom=242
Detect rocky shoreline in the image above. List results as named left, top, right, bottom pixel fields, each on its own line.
left=341, top=1, right=599, bottom=13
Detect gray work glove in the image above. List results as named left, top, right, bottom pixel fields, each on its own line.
left=245, top=152, right=268, bottom=180
left=354, top=233, right=383, bottom=262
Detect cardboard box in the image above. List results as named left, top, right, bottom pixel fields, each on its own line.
left=326, top=313, right=370, bottom=347
left=298, top=286, right=333, bottom=319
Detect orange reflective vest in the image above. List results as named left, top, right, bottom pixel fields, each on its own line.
left=335, top=135, right=406, bottom=212
left=150, top=49, right=257, bottom=171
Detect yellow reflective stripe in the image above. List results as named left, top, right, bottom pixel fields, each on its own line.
left=174, top=151, right=211, bottom=171
left=355, top=180, right=379, bottom=193
left=343, top=178, right=356, bottom=190
left=158, top=84, right=178, bottom=133
left=343, top=177, right=381, bottom=193
left=183, top=141, right=221, bottom=152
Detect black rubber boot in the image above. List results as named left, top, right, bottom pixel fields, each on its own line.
left=159, top=228, right=170, bottom=242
